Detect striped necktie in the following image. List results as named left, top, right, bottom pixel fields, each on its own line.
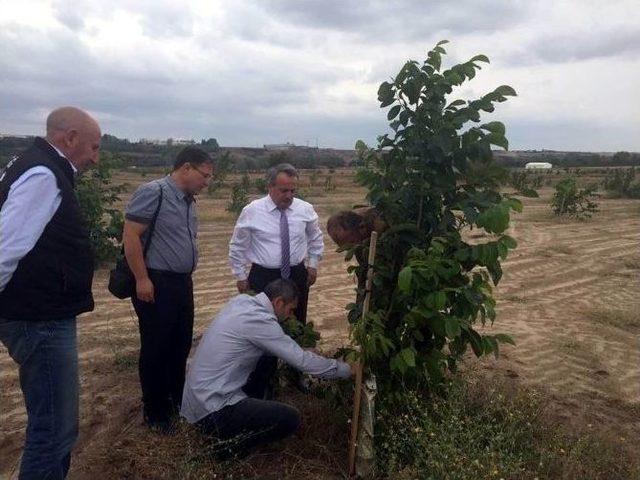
left=279, top=207, right=291, bottom=279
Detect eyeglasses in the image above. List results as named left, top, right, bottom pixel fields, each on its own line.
left=191, top=165, right=213, bottom=180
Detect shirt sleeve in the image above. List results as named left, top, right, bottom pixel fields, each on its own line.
left=0, top=167, right=62, bottom=292
left=251, top=319, right=351, bottom=379
left=228, top=205, right=253, bottom=281
left=125, top=182, right=161, bottom=224
left=305, top=203, right=324, bottom=269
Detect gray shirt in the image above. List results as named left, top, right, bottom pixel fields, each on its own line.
left=181, top=292, right=351, bottom=423
left=125, top=175, right=198, bottom=273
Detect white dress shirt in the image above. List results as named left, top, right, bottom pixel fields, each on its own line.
left=0, top=142, right=76, bottom=292
left=229, top=195, right=324, bottom=281
left=181, top=292, right=351, bottom=423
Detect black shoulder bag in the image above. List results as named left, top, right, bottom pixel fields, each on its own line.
left=108, top=185, right=164, bottom=299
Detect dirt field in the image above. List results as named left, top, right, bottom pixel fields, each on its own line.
left=1, top=168, right=639, bottom=478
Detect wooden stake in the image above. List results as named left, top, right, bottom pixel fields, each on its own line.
left=348, top=231, right=378, bottom=477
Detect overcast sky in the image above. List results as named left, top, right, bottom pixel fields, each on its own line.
left=1, top=0, right=639, bottom=151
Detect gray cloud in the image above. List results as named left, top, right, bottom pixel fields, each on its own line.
left=259, top=0, right=530, bottom=42
left=1, top=0, right=639, bottom=150
left=507, top=27, right=640, bottom=65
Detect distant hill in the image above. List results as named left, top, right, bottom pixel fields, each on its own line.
left=1, top=134, right=638, bottom=169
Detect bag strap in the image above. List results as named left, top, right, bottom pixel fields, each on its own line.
left=142, top=185, right=164, bottom=259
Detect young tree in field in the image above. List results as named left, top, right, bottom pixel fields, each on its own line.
left=509, top=171, right=539, bottom=197
left=551, top=177, right=598, bottom=219
left=207, top=151, right=233, bottom=196
left=76, top=151, right=126, bottom=262
left=602, top=167, right=640, bottom=199
left=343, top=41, right=519, bottom=395
left=226, top=183, right=248, bottom=217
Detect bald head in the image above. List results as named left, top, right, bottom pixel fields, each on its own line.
left=45, top=106, right=101, bottom=172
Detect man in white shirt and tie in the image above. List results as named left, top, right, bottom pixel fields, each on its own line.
left=229, top=163, right=324, bottom=398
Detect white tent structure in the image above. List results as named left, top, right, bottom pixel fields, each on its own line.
left=525, top=162, right=553, bottom=169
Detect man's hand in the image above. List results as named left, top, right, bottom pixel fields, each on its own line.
left=237, top=279, right=249, bottom=293
left=307, top=267, right=318, bottom=286
left=136, top=277, right=155, bottom=303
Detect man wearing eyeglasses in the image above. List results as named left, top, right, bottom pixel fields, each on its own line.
left=123, top=146, right=214, bottom=433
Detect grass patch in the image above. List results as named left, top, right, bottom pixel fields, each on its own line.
left=375, top=375, right=639, bottom=479
left=88, top=384, right=351, bottom=479
left=113, top=352, right=138, bottom=371
left=77, top=373, right=639, bottom=479
left=584, top=307, right=640, bottom=331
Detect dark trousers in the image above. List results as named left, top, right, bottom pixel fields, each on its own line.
left=245, top=263, right=309, bottom=399
left=131, top=269, right=194, bottom=422
left=197, top=393, right=300, bottom=457
left=248, top=263, right=309, bottom=323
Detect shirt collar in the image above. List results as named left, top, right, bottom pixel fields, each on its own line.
left=264, top=194, right=291, bottom=212
left=255, top=292, right=276, bottom=317
left=45, top=139, right=78, bottom=174
left=165, top=174, right=193, bottom=202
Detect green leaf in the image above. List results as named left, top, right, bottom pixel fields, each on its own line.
left=398, top=266, right=412, bottom=293
left=487, top=336, right=500, bottom=358
left=444, top=316, right=461, bottom=339
left=426, top=51, right=442, bottom=71
left=494, top=85, right=517, bottom=97
left=400, top=347, right=416, bottom=367
left=387, top=104, right=401, bottom=121
left=497, top=242, right=508, bottom=260
left=477, top=204, right=510, bottom=233
left=378, top=81, right=395, bottom=107
left=469, top=54, right=490, bottom=64
left=480, top=121, right=505, bottom=136
left=487, top=261, right=503, bottom=284
left=500, top=235, right=518, bottom=249
left=505, top=197, right=523, bottom=213
left=467, top=329, right=483, bottom=357
left=486, top=132, right=509, bottom=150
left=443, top=70, right=463, bottom=85
left=446, top=99, right=466, bottom=110
left=399, top=109, right=411, bottom=126
left=390, top=354, right=406, bottom=374
left=435, top=291, right=447, bottom=310
left=494, top=333, right=516, bottom=345
left=425, top=353, right=444, bottom=384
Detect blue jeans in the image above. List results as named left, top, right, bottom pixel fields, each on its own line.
left=0, top=318, right=79, bottom=480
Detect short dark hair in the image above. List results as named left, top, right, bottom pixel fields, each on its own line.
left=267, top=163, right=298, bottom=185
left=173, top=146, right=214, bottom=171
left=327, top=210, right=363, bottom=232
left=263, top=279, right=299, bottom=304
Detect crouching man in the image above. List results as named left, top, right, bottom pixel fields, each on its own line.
left=181, top=279, right=354, bottom=457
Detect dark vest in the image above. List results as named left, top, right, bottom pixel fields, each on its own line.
left=0, top=137, right=95, bottom=321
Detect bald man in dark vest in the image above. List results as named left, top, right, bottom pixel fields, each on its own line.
left=0, top=107, right=100, bottom=479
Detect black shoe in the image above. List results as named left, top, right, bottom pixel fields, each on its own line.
left=146, top=418, right=175, bottom=435
left=144, top=411, right=175, bottom=435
